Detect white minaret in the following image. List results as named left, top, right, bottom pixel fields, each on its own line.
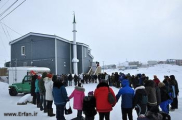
left=72, top=13, right=79, bottom=75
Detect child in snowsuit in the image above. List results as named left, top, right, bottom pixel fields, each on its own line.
left=83, top=91, right=97, bottom=120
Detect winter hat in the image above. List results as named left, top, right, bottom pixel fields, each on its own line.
left=154, top=75, right=157, bottom=79
left=37, top=75, right=42, bottom=80
left=158, top=82, right=165, bottom=88
left=78, top=83, right=82, bottom=87
left=47, top=73, right=52, bottom=78
left=88, top=91, right=93, bottom=96
left=42, top=72, right=47, bottom=78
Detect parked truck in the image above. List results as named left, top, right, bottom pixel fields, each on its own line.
left=8, top=67, right=50, bottom=96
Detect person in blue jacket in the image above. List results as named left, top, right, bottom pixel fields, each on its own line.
left=116, top=77, right=134, bottom=120
left=35, top=75, right=40, bottom=108
left=52, top=80, right=69, bottom=120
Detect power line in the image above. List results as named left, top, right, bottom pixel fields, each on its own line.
left=4, top=23, right=12, bottom=41
left=0, top=22, right=22, bottom=35
left=0, top=0, right=18, bottom=17
left=0, top=0, right=10, bottom=11
left=0, top=0, right=26, bottom=21
left=0, top=22, right=9, bottom=40
left=0, top=34, right=7, bottom=51
left=0, top=23, right=10, bottom=53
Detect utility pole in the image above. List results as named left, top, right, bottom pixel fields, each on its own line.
left=15, top=59, right=17, bottom=82
left=103, top=61, right=104, bottom=73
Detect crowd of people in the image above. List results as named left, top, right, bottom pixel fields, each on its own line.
left=30, top=72, right=179, bottom=120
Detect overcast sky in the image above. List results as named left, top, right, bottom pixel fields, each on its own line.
left=0, top=0, right=182, bottom=67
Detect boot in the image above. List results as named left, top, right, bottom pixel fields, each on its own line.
left=40, top=106, right=43, bottom=111
left=48, top=109, right=55, bottom=117
left=44, top=108, right=48, bottom=113
left=37, top=103, right=40, bottom=108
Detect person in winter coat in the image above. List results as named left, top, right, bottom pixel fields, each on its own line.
left=169, top=75, right=179, bottom=110
left=68, top=74, right=73, bottom=86
left=94, top=81, right=116, bottom=120
left=155, top=83, right=161, bottom=106
left=69, top=83, right=85, bottom=120
left=94, top=80, right=116, bottom=120
left=35, top=75, right=40, bottom=108
left=110, top=73, right=115, bottom=86
left=144, top=80, right=158, bottom=111
left=83, top=91, right=97, bottom=120
left=44, top=73, right=55, bottom=117
left=52, top=75, right=57, bottom=83
left=158, top=82, right=172, bottom=114
left=163, top=76, right=172, bottom=95
left=153, top=75, right=160, bottom=86
left=94, top=74, right=98, bottom=83
left=74, top=74, right=78, bottom=86
left=116, top=78, right=134, bottom=120
left=133, top=85, right=148, bottom=117
left=115, top=72, right=120, bottom=88
left=38, top=72, right=47, bottom=112
left=145, top=106, right=163, bottom=120
left=31, top=75, right=38, bottom=105
left=53, top=80, right=69, bottom=120
left=131, top=75, right=139, bottom=89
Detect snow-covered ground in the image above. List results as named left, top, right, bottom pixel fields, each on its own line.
left=0, top=64, right=182, bottom=120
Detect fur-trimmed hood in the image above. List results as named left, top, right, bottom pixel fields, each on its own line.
left=134, top=86, right=145, bottom=94
left=75, top=86, right=85, bottom=92
left=135, top=86, right=145, bottom=91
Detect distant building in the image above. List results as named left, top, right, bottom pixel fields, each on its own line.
left=176, top=59, right=182, bottom=66
left=128, top=61, right=141, bottom=67
left=148, top=61, right=158, bottom=66
left=102, top=64, right=116, bottom=69
left=166, top=59, right=176, bottom=65
left=126, top=65, right=138, bottom=69
left=158, top=61, right=166, bottom=64
left=0, top=68, right=8, bottom=76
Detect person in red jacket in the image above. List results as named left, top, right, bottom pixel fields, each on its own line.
left=94, top=80, right=116, bottom=120
left=153, top=75, right=160, bottom=86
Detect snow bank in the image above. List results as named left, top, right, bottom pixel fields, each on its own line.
left=17, top=94, right=32, bottom=105
left=0, top=82, right=9, bottom=96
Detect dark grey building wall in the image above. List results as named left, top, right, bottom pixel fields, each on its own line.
left=10, top=34, right=94, bottom=75
left=70, top=44, right=92, bottom=74
left=11, top=35, right=55, bottom=73
left=56, top=40, right=71, bottom=74
left=80, top=46, right=93, bottom=74
left=77, top=45, right=83, bottom=74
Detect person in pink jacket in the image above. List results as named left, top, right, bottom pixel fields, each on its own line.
left=69, top=83, right=85, bottom=120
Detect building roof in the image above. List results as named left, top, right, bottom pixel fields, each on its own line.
left=9, top=32, right=89, bottom=47
left=9, top=32, right=70, bottom=45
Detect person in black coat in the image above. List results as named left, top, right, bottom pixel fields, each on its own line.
left=158, top=82, right=172, bottom=114
left=170, top=75, right=179, bottom=110
left=133, top=85, right=148, bottom=117
left=68, top=74, right=72, bottom=86
left=31, top=75, right=38, bottom=104
left=74, top=74, right=78, bottom=86
left=52, top=75, right=57, bottom=83
left=83, top=91, right=97, bottom=120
